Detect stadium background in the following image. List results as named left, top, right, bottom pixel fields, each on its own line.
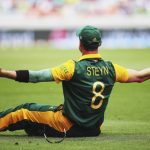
left=0, top=0, right=150, bottom=49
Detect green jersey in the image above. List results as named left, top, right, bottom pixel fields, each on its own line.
left=62, top=57, right=116, bottom=128
left=52, top=53, right=128, bottom=129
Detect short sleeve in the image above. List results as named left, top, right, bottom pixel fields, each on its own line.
left=113, top=64, right=129, bottom=82
left=51, top=60, right=75, bottom=83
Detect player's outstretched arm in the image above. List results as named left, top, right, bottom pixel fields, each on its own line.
left=127, top=68, right=150, bottom=83
left=0, top=68, right=54, bottom=83
left=0, top=68, right=17, bottom=80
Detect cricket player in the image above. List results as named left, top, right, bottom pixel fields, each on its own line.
left=0, top=25, right=150, bottom=137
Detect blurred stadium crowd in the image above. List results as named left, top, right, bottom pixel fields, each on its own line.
left=0, top=0, right=150, bottom=17
left=0, top=0, right=150, bottom=49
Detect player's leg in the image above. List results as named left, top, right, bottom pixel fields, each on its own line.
left=0, top=103, right=101, bottom=137
left=0, top=103, right=73, bottom=136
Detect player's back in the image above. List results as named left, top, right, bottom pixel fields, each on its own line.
left=62, top=57, right=116, bottom=128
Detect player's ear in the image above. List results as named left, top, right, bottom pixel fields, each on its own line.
left=79, top=40, right=83, bottom=52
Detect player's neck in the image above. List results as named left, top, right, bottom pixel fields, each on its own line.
left=82, top=49, right=98, bottom=55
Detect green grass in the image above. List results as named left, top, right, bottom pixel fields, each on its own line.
left=0, top=47, right=150, bottom=150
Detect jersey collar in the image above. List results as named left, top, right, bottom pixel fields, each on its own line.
left=79, top=54, right=101, bottom=61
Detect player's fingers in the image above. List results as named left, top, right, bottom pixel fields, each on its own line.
left=0, top=68, right=3, bottom=77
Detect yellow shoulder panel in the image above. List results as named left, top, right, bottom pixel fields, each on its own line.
left=113, top=64, right=129, bottom=82
left=51, top=60, right=75, bottom=83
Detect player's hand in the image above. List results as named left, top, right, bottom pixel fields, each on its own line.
left=0, top=68, right=3, bottom=77
left=0, top=68, right=5, bottom=77
left=0, top=68, right=2, bottom=77
left=0, top=68, right=16, bottom=79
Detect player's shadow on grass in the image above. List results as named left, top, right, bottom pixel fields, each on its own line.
left=0, top=133, right=149, bottom=142
left=0, top=134, right=28, bottom=138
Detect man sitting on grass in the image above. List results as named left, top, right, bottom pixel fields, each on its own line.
left=0, top=25, right=150, bottom=137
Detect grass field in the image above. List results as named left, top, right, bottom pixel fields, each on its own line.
left=0, top=47, right=150, bottom=150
